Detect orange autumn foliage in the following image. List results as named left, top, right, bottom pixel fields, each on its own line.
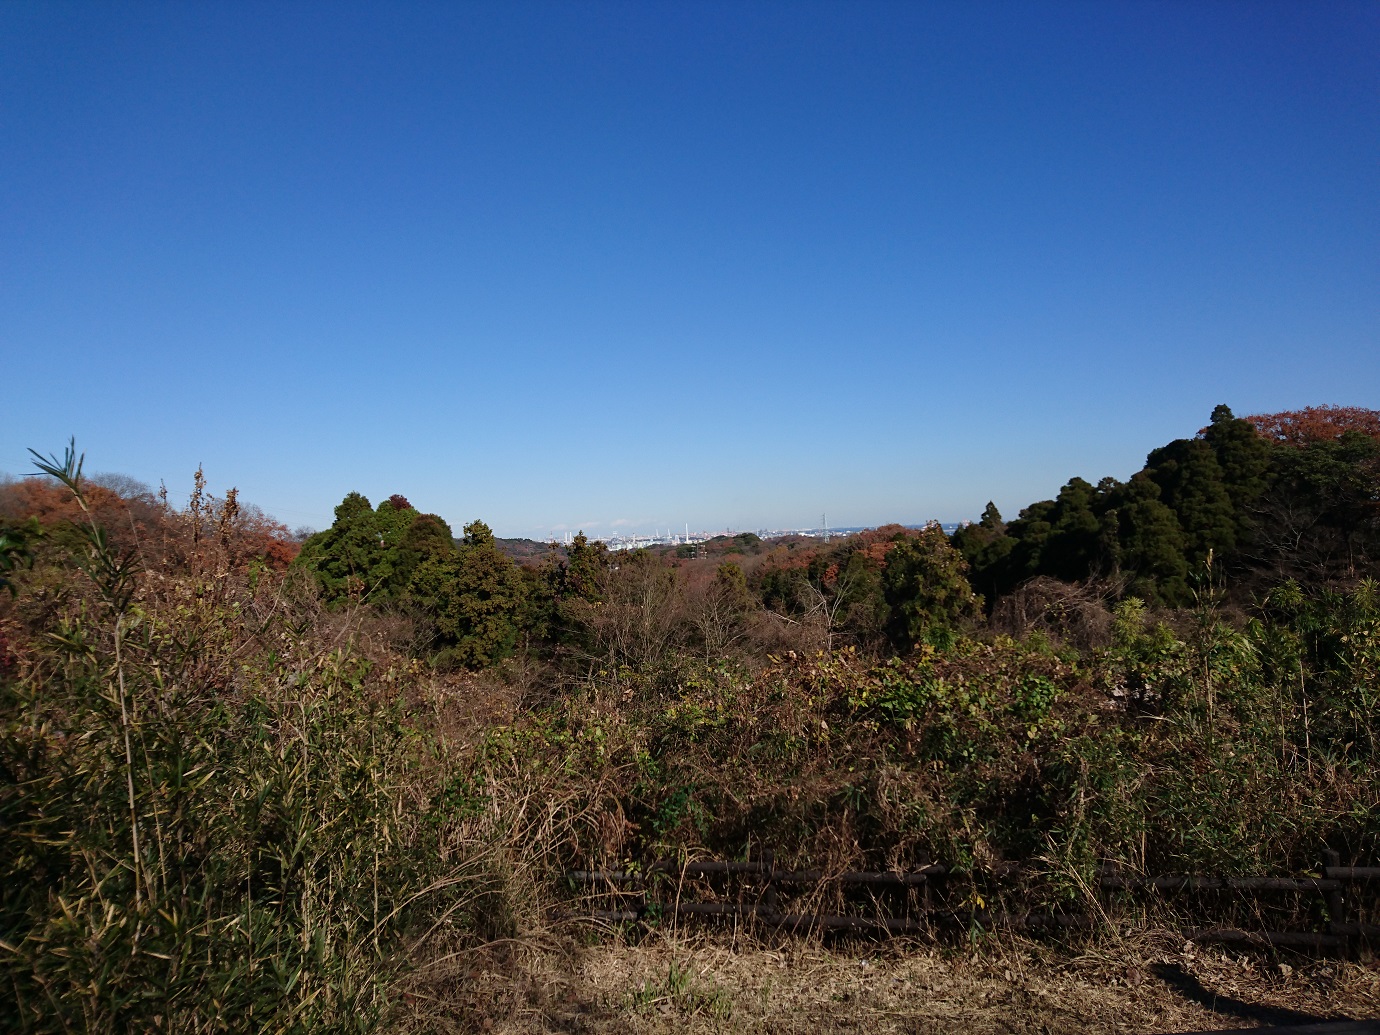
left=850, top=523, right=922, bottom=567
left=0, top=478, right=133, bottom=530
left=756, top=525, right=920, bottom=584
left=227, top=503, right=300, bottom=569
left=1245, top=405, right=1380, bottom=447
left=0, top=475, right=298, bottom=572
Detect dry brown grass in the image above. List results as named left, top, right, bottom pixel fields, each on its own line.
left=397, top=925, right=1380, bottom=1035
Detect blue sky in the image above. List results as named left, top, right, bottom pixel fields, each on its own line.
left=3, top=1, right=1376, bottom=538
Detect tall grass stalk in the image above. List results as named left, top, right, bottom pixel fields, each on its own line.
left=0, top=444, right=504, bottom=1033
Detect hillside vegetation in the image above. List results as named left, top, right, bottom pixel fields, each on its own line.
left=2, top=404, right=1378, bottom=1032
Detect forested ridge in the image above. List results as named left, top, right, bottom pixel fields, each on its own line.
left=2, top=403, right=1379, bottom=1031
left=276, top=403, right=1380, bottom=664
left=955, top=404, right=1380, bottom=607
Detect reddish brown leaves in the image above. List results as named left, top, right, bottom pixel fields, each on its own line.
left=1244, top=405, right=1380, bottom=446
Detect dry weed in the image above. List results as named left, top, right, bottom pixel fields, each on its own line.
left=397, top=925, right=1380, bottom=1034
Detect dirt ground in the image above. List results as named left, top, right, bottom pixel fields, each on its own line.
left=404, top=926, right=1380, bottom=1034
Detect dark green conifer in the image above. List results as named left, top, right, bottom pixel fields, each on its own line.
left=293, top=492, right=386, bottom=603
left=409, top=520, right=528, bottom=668
left=952, top=502, right=1017, bottom=604
left=1041, top=477, right=1104, bottom=581
left=1145, top=437, right=1237, bottom=568
left=1203, top=404, right=1273, bottom=508
left=881, top=523, right=981, bottom=650
left=1113, top=473, right=1190, bottom=603
left=294, top=492, right=458, bottom=605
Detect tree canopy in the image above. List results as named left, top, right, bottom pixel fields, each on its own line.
left=956, top=405, right=1380, bottom=606
left=293, top=493, right=454, bottom=605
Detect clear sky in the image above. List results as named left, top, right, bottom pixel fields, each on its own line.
left=3, top=2, right=1376, bottom=539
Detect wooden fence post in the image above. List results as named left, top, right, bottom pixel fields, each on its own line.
left=1323, top=848, right=1347, bottom=931
left=761, top=849, right=778, bottom=919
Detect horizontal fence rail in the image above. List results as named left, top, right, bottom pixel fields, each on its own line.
left=563, top=849, right=1380, bottom=951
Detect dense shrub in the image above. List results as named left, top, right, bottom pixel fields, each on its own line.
left=477, top=582, right=1380, bottom=881
left=0, top=449, right=484, bottom=1033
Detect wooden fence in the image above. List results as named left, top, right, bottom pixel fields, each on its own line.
left=565, top=849, right=1380, bottom=951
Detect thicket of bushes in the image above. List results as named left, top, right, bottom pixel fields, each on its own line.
left=485, top=581, right=1379, bottom=876
left=2, top=405, right=1378, bottom=1029
left=0, top=448, right=530, bottom=1033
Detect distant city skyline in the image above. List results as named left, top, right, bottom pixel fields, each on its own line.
left=585, top=522, right=964, bottom=552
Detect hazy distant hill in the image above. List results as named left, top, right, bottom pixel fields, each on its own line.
left=492, top=537, right=555, bottom=563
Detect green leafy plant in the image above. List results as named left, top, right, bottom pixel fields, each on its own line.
left=1, top=443, right=488, bottom=1034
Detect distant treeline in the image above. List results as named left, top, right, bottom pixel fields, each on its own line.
left=267, top=403, right=1380, bottom=668
left=5, top=404, right=1373, bottom=673
left=954, top=404, right=1380, bottom=607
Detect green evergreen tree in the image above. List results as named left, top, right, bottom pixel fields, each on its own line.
left=390, top=513, right=455, bottom=594
left=881, top=522, right=981, bottom=650
left=537, top=531, right=610, bottom=648
left=409, top=520, right=528, bottom=668
left=1202, top=404, right=1273, bottom=510
left=1145, top=437, right=1237, bottom=568
left=562, top=531, right=608, bottom=603
left=1040, top=477, right=1105, bottom=581
left=952, top=502, right=1016, bottom=605
left=293, top=492, right=387, bottom=603
left=294, top=492, right=457, bottom=606
left=951, top=502, right=1005, bottom=559
left=1201, top=403, right=1274, bottom=550
left=368, top=495, right=421, bottom=595
left=374, top=495, right=416, bottom=544
left=1002, top=498, right=1057, bottom=587
left=1113, top=473, right=1190, bottom=603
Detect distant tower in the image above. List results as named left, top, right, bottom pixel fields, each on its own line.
left=823, top=513, right=829, bottom=543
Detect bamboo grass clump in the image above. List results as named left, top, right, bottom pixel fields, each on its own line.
left=0, top=444, right=500, bottom=1033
